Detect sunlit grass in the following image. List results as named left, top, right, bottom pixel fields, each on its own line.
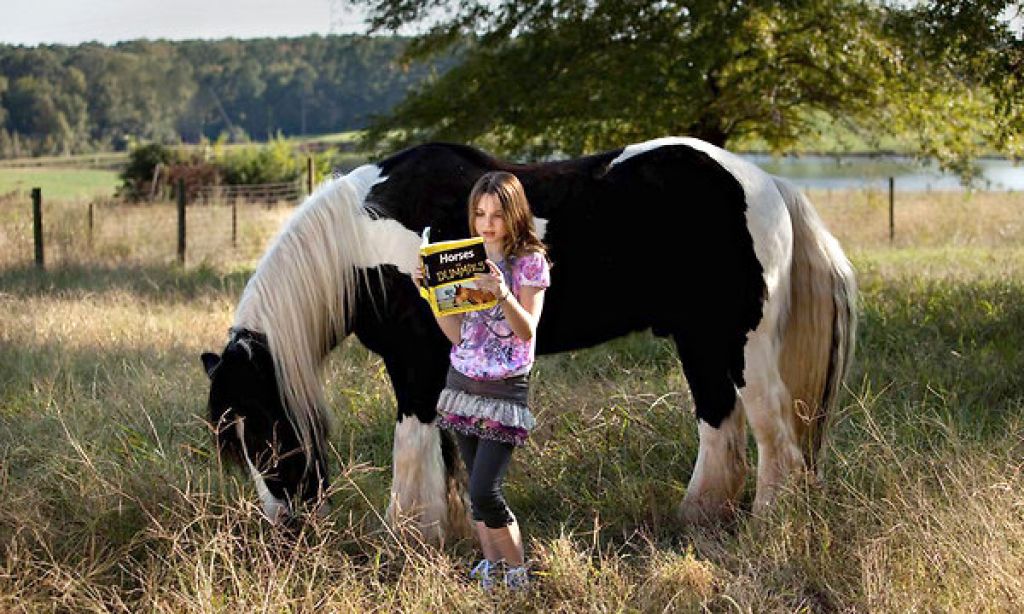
left=0, top=168, right=120, bottom=201
left=1, top=190, right=1022, bottom=610
left=809, top=188, right=1024, bottom=249
left=0, top=199, right=293, bottom=269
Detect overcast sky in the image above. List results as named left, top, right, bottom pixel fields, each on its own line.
left=0, top=0, right=371, bottom=46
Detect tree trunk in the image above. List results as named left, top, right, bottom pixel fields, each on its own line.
left=690, top=115, right=728, bottom=148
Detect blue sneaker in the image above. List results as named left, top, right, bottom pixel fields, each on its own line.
left=468, top=559, right=496, bottom=590
left=503, top=564, right=530, bottom=592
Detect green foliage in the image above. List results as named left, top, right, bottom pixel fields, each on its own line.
left=216, top=137, right=303, bottom=185
left=116, top=137, right=341, bottom=201
left=117, top=142, right=176, bottom=201
left=351, top=0, right=1023, bottom=175
left=0, top=36, right=444, bottom=158
left=881, top=1, right=1024, bottom=173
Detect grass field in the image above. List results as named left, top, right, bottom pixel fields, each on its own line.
left=0, top=188, right=1022, bottom=611
left=0, top=168, right=121, bottom=201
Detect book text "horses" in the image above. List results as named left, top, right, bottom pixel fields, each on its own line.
left=439, top=250, right=476, bottom=264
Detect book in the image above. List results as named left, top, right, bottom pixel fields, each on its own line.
left=418, top=227, right=498, bottom=316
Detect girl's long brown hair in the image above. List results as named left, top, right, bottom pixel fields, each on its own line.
left=467, top=171, right=549, bottom=263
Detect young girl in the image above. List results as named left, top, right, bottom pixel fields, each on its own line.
left=415, top=171, right=550, bottom=591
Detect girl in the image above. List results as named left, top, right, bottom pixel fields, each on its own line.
left=415, top=171, right=550, bottom=591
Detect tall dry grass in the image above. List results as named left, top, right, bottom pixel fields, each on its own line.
left=1, top=188, right=1022, bottom=611
left=810, top=188, right=1024, bottom=249
left=0, top=197, right=293, bottom=269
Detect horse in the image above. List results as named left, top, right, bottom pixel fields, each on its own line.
left=454, top=284, right=496, bottom=306
left=200, top=136, right=856, bottom=540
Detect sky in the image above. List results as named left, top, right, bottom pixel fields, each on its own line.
left=0, top=0, right=371, bottom=46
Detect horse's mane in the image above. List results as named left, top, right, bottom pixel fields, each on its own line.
left=233, top=165, right=385, bottom=469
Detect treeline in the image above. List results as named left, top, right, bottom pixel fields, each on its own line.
left=0, top=35, right=449, bottom=158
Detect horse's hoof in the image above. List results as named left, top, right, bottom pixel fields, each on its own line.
left=677, top=495, right=737, bottom=526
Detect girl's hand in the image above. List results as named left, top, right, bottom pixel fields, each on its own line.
left=413, top=264, right=426, bottom=288
left=475, top=260, right=510, bottom=300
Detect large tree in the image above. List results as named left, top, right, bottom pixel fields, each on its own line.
left=347, top=0, right=1023, bottom=170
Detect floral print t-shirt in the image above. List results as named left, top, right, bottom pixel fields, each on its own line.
left=449, top=251, right=551, bottom=380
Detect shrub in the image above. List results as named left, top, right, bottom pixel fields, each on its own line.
left=217, top=137, right=302, bottom=186
left=164, top=160, right=221, bottom=202
left=117, top=142, right=177, bottom=202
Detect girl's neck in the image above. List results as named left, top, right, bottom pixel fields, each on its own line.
left=484, top=242, right=506, bottom=262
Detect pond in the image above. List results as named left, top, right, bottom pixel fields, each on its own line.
left=742, top=154, right=1024, bottom=192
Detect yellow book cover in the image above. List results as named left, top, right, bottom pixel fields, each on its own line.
left=419, top=227, right=498, bottom=316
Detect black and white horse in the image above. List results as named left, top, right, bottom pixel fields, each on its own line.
left=201, top=137, right=856, bottom=539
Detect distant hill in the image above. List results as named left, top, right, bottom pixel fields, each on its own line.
left=0, top=35, right=454, bottom=158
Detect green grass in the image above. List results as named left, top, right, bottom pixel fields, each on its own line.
left=1, top=193, right=1023, bottom=610
left=0, top=151, right=129, bottom=170
left=289, top=130, right=365, bottom=145
left=0, top=167, right=120, bottom=201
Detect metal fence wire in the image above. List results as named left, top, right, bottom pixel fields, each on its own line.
left=5, top=181, right=1023, bottom=270
left=0, top=188, right=297, bottom=269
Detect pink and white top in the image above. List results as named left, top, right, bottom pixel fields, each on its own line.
left=449, top=251, right=551, bottom=380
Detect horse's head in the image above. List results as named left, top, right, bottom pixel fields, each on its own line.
left=200, top=330, right=327, bottom=524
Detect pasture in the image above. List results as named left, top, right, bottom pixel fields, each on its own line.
left=1, top=188, right=1022, bottom=611
left=0, top=168, right=120, bottom=202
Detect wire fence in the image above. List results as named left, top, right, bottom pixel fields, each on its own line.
left=0, top=187, right=296, bottom=270
left=3, top=181, right=1023, bottom=272
left=194, top=182, right=304, bottom=206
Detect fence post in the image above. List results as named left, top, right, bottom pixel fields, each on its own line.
left=87, top=202, right=94, bottom=249
left=32, top=187, right=43, bottom=269
left=177, top=178, right=186, bottom=265
left=231, top=201, right=237, bottom=248
left=307, top=156, right=315, bottom=196
left=888, top=176, right=895, bottom=243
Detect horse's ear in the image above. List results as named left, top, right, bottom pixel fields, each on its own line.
left=201, top=352, right=222, bottom=379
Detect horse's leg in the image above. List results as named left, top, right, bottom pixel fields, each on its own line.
left=377, top=341, right=473, bottom=545
left=673, top=333, right=748, bottom=523
left=679, top=399, right=748, bottom=523
left=741, top=326, right=807, bottom=514
left=386, top=413, right=454, bottom=544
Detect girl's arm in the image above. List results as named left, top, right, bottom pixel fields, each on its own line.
left=434, top=312, right=463, bottom=345
left=499, top=285, right=545, bottom=342
left=477, top=259, right=546, bottom=342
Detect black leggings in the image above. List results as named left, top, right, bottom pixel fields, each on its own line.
left=455, top=432, right=516, bottom=529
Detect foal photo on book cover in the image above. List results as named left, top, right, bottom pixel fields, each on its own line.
left=419, top=228, right=498, bottom=316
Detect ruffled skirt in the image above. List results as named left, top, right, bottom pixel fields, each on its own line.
left=437, top=367, right=536, bottom=446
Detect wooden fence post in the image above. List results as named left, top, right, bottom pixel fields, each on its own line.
left=231, top=201, right=237, bottom=248
left=87, top=202, right=94, bottom=249
left=307, top=156, right=315, bottom=196
left=888, top=176, right=895, bottom=243
left=177, top=178, right=186, bottom=265
left=32, top=187, right=43, bottom=269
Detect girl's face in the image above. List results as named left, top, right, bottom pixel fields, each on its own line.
left=473, top=193, right=508, bottom=248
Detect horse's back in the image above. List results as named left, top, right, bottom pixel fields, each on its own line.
left=535, top=140, right=776, bottom=354
left=364, top=139, right=785, bottom=362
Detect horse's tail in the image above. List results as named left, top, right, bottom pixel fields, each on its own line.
left=773, top=177, right=857, bottom=477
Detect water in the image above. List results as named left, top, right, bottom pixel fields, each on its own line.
left=742, top=153, right=1024, bottom=192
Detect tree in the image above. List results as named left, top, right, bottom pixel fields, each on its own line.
left=346, top=0, right=1023, bottom=170
left=1, top=36, right=441, bottom=156
left=0, top=47, right=91, bottom=155
left=0, top=75, right=8, bottom=128
left=883, top=1, right=1023, bottom=175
